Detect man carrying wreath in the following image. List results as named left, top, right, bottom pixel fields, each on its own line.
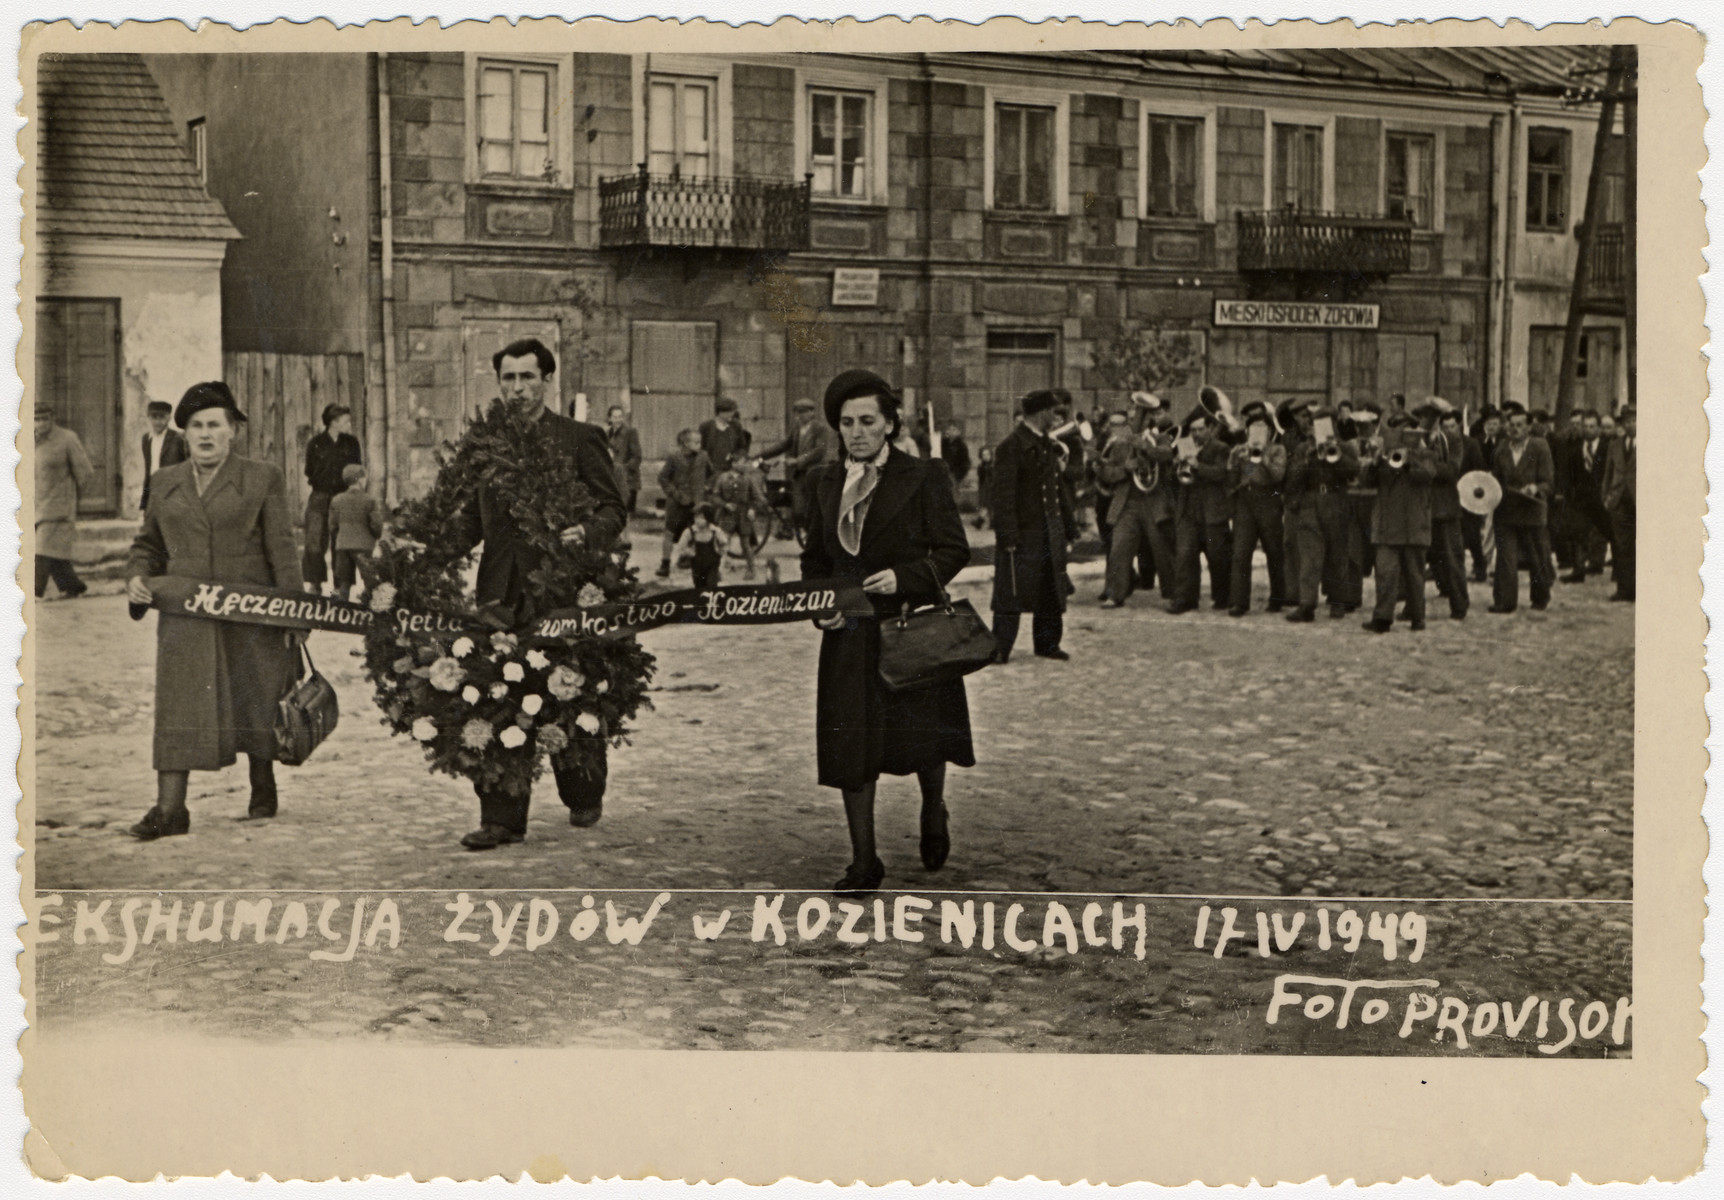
left=448, top=337, right=627, bottom=849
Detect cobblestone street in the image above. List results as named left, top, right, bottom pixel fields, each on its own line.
left=29, top=559, right=1634, bottom=1055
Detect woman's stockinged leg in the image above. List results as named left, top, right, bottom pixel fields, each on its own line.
left=917, top=763, right=951, bottom=871
left=156, top=770, right=190, bottom=818
left=840, top=782, right=878, bottom=867
left=248, top=753, right=279, bottom=818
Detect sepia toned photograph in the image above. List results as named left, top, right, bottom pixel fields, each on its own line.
left=14, top=15, right=1706, bottom=1184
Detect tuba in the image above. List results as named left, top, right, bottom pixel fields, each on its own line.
left=1130, top=428, right=1162, bottom=493
left=1200, top=385, right=1241, bottom=435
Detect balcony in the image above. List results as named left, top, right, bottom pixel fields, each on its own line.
left=1578, top=223, right=1627, bottom=315
left=1236, top=210, right=1413, bottom=285
left=598, top=168, right=811, bottom=255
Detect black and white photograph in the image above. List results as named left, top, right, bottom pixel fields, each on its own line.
left=15, top=15, right=1706, bottom=1184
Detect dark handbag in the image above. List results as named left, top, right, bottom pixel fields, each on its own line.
left=877, top=584, right=995, bottom=693
left=274, top=642, right=339, bottom=766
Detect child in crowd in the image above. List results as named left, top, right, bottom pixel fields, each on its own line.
left=712, top=455, right=769, bottom=580
left=328, top=463, right=383, bottom=601
left=675, top=504, right=725, bottom=590
left=657, top=428, right=712, bottom=579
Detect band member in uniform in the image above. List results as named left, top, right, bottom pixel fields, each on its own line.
left=1360, top=410, right=1437, bottom=633
left=1283, top=402, right=1360, bottom=622
left=1097, top=393, right=1176, bottom=610
left=1446, top=408, right=1491, bottom=583
left=1276, top=397, right=1308, bottom=603
left=991, top=389, right=1078, bottom=662
left=1342, top=400, right=1383, bottom=615
left=1415, top=397, right=1470, bottom=620
left=1225, top=403, right=1288, bottom=616
left=1487, top=402, right=1556, bottom=614
left=1601, top=405, right=1636, bottom=602
left=1092, top=409, right=1130, bottom=553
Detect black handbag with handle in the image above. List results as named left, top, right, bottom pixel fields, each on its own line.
left=274, top=642, right=340, bottom=766
left=877, top=581, right=996, bottom=693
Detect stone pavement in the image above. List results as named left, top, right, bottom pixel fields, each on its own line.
left=27, top=563, right=1633, bottom=1055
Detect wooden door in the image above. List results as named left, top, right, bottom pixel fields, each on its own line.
left=984, top=330, right=1056, bottom=447
left=631, top=320, right=718, bottom=459
left=1376, top=332, right=1438, bottom=405
left=1267, top=330, right=1329, bottom=413
left=35, top=298, right=120, bottom=516
left=461, top=317, right=563, bottom=421
left=1580, top=327, right=1620, bottom=413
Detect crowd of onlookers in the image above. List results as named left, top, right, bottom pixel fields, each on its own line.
left=992, top=387, right=1636, bottom=634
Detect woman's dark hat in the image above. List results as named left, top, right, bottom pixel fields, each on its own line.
left=174, top=381, right=247, bottom=432
left=823, top=369, right=898, bottom=428
left=1020, top=389, right=1060, bottom=418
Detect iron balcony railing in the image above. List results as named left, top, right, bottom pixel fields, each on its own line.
left=1236, top=209, right=1414, bottom=276
left=599, top=168, right=812, bottom=252
left=1582, top=223, right=1627, bottom=300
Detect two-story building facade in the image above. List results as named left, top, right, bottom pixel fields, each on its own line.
left=143, top=46, right=1627, bottom=504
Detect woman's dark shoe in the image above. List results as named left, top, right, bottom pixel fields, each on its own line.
left=129, top=806, right=189, bottom=841
left=920, top=809, right=951, bottom=872
left=245, top=785, right=279, bottom=820
left=833, top=856, right=885, bottom=895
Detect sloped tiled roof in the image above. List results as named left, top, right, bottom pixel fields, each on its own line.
left=1087, top=45, right=1611, bottom=100
left=37, top=53, right=240, bottom=241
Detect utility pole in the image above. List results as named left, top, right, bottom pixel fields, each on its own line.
left=1554, top=45, right=1636, bottom=424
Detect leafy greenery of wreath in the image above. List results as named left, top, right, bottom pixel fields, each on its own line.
left=359, top=399, right=656, bottom=799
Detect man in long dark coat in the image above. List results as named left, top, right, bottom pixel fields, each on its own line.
left=990, top=389, right=1078, bottom=663
left=449, top=337, right=627, bottom=849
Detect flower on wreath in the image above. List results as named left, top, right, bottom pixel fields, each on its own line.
left=525, top=649, right=550, bottom=671
left=595, top=680, right=609, bottom=695
left=489, top=682, right=510, bottom=701
left=451, top=636, right=475, bottom=659
left=462, top=685, right=480, bottom=705
left=428, top=657, right=465, bottom=692
left=412, top=717, right=439, bottom=742
left=547, top=665, right=584, bottom=701
left=499, top=726, right=528, bottom=749
left=575, top=712, right=602, bottom=736
left=490, top=632, right=518, bottom=654
left=392, top=655, right=414, bottom=675
left=521, top=694, right=544, bottom=716
left=368, top=583, right=397, bottom=613
left=502, top=661, right=525, bottom=683
left=577, top=583, right=607, bottom=608
left=461, top=719, right=494, bottom=750
left=538, top=725, right=569, bottom=755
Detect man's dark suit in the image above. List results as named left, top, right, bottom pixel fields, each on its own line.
left=1424, top=426, right=1469, bottom=618
left=1491, top=435, right=1556, bottom=612
left=1601, top=432, right=1636, bottom=599
left=140, top=428, right=188, bottom=510
left=449, top=404, right=627, bottom=835
left=990, top=423, right=1077, bottom=659
left=1561, top=434, right=1612, bottom=579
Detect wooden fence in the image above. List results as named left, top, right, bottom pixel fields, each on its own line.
left=223, top=351, right=367, bottom=522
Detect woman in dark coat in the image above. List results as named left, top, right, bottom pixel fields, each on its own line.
left=801, top=370, right=974, bottom=893
left=124, top=382, right=305, bottom=839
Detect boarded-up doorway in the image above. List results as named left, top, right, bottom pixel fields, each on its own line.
left=631, top=320, right=718, bottom=459
left=35, top=297, right=120, bottom=516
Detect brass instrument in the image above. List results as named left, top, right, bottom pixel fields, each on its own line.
left=1386, top=448, right=1408, bottom=470
left=1130, top=427, right=1163, bottom=493
left=1247, top=446, right=1265, bottom=464
left=1175, top=459, right=1197, bottom=485
left=1319, top=442, right=1342, bottom=464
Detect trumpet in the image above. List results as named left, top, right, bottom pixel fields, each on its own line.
left=1385, top=448, right=1408, bottom=470
left=1247, top=446, right=1265, bottom=464
left=1175, top=460, right=1197, bottom=484
left=1319, top=442, right=1342, bottom=464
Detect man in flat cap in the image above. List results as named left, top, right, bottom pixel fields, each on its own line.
left=990, top=389, right=1078, bottom=662
left=760, top=395, right=838, bottom=541
left=302, top=402, right=363, bottom=594
left=34, top=400, right=93, bottom=600
left=140, top=399, right=187, bottom=511
left=1282, top=401, right=1359, bottom=622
